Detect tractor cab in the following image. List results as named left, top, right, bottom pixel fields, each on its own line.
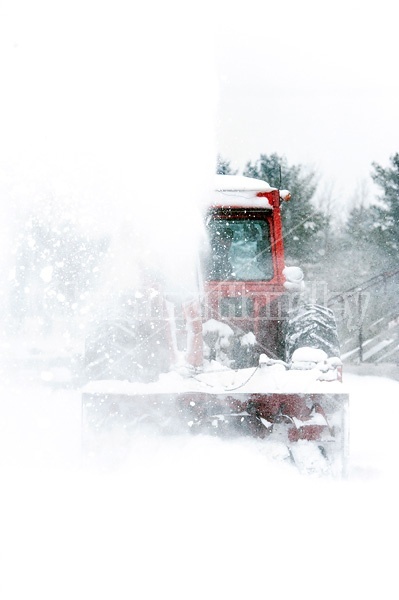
left=202, top=175, right=292, bottom=358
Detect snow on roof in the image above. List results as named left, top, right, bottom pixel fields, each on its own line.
left=213, top=175, right=276, bottom=209
left=215, top=175, right=274, bottom=192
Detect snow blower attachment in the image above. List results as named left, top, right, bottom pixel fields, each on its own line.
left=83, top=175, right=349, bottom=476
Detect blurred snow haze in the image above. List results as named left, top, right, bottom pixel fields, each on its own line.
left=0, top=1, right=217, bottom=309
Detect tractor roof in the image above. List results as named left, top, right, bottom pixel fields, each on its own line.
left=215, top=174, right=275, bottom=192
left=213, top=174, right=278, bottom=209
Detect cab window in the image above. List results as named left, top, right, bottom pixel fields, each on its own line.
left=206, top=218, right=273, bottom=281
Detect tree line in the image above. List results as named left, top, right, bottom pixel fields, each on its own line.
left=217, top=152, right=399, bottom=296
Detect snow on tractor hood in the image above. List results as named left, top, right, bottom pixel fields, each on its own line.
left=214, top=175, right=290, bottom=208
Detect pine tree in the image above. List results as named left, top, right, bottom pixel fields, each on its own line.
left=216, top=155, right=238, bottom=175
left=341, top=202, right=386, bottom=283
left=371, top=153, right=399, bottom=266
left=335, top=186, right=399, bottom=342
left=243, top=153, right=327, bottom=265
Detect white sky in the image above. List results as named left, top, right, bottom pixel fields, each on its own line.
left=0, top=0, right=398, bottom=218
left=216, top=0, right=399, bottom=203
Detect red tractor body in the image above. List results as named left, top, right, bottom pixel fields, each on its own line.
left=83, top=175, right=349, bottom=476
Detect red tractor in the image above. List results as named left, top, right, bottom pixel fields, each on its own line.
left=83, top=175, right=348, bottom=475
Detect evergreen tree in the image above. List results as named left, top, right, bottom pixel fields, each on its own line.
left=243, top=153, right=327, bottom=265
left=340, top=201, right=386, bottom=283
left=371, top=153, right=399, bottom=266
left=216, top=155, right=238, bottom=175
left=335, top=194, right=399, bottom=344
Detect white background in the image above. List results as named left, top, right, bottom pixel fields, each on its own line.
left=216, top=0, right=399, bottom=200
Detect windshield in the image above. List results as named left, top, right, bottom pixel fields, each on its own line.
left=206, top=218, right=273, bottom=281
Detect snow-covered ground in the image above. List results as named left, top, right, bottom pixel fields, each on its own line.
left=0, top=369, right=398, bottom=599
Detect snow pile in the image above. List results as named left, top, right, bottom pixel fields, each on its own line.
left=202, top=318, right=234, bottom=364
left=203, top=318, right=234, bottom=340
left=240, top=331, right=257, bottom=346
left=0, top=373, right=399, bottom=599
left=291, top=346, right=328, bottom=362
left=283, top=266, right=304, bottom=282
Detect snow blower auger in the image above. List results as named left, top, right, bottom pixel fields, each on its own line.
left=82, top=175, right=349, bottom=476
